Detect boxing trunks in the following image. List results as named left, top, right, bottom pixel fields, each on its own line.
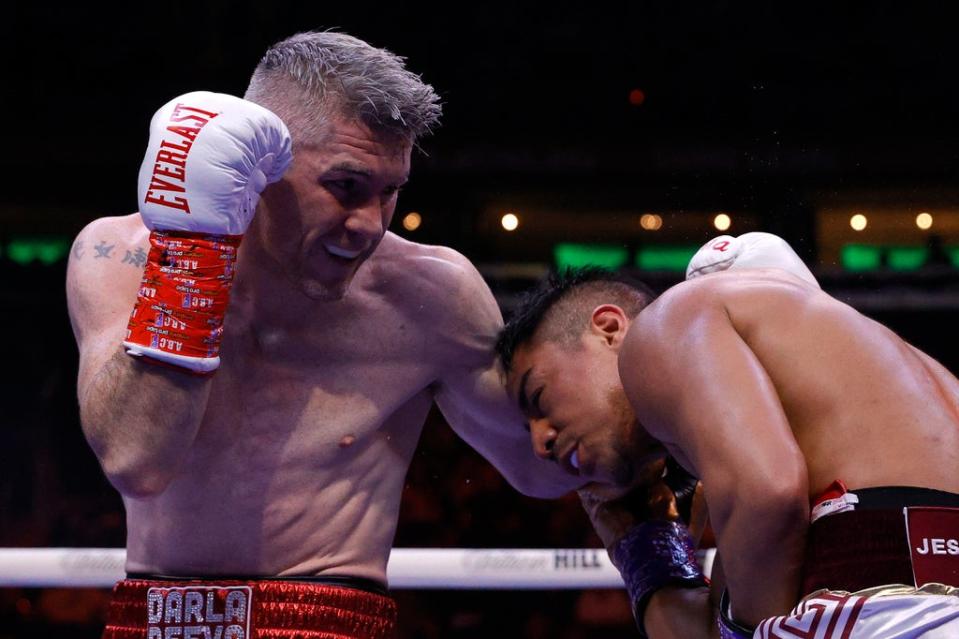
left=102, top=574, right=396, bottom=639
left=747, top=484, right=959, bottom=639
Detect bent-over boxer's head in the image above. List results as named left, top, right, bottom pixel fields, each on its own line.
left=243, top=31, right=442, bottom=300
left=497, top=268, right=663, bottom=487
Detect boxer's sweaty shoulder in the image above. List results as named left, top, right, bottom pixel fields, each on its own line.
left=366, top=232, right=502, bottom=365
left=654, top=271, right=959, bottom=496
left=67, top=213, right=151, bottom=400
left=67, top=213, right=150, bottom=344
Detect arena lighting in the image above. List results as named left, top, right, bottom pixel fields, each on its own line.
left=713, top=213, right=732, bottom=232
left=501, top=213, right=520, bottom=231
left=850, top=214, right=868, bottom=232
left=640, top=213, right=663, bottom=231
left=402, top=212, right=422, bottom=231
left=916, top=212, right=934, bottom=230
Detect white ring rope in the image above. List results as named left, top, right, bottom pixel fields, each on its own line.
left=0, top=548, right=715, bottom=590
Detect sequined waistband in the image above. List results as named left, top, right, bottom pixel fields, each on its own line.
left=126, top=572, right=388, bottom=596
left=102, top=578, right=397, bottom=639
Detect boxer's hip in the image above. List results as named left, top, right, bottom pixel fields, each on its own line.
left=102, top=575, right=396, bottom=639
left=755, top=584, right=959, bottom=639
left=802, top=485, right=959, bottom=596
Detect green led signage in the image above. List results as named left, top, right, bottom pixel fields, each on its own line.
left=635, top=246, right=699, bottom=271
left=554, top=244, right=629, bottom=270
left=6, top=237, right=71, bottom=265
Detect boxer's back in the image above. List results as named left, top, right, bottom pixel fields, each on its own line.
left=718, top=271, right=959, bottom=497
left=68, top=214, right=480, bottom=582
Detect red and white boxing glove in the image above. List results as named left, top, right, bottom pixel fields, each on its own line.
left=685, top=232, right=820, bottom=288
left=123, top=91, right=292, bottom=374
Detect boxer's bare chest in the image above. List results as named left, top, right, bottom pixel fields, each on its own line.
left=124, top=280, right=444, bottom=574
left=189, top=287, right=440, bottom=471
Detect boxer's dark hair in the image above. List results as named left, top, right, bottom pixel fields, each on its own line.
left=496, top=267, right=657, bottom=371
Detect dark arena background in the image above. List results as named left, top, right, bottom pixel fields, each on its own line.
left=3, top=3, right=959, bottom=637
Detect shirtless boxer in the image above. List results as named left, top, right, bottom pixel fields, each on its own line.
left=497, top=234, right=959, bottom=638
left=67, top=31, right=577, bottom=638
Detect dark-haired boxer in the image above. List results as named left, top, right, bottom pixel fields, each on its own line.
left=67, top=31, right=580, bottom=638
left=498, top=234, right=959, bottom=638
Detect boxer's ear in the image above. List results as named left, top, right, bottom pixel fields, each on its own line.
left=589, top=304, right=629, bottom=347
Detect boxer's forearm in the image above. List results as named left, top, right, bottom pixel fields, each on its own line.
left=715, top=493, right=807, bottom=627
left=645, top=586, right=718, bottom=639
left=79, top=348, right=212, bottom=498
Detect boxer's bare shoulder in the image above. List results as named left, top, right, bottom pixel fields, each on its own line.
left=369, top=232, right=492, bottom=305
left=618, top=273, right=801, bottom=449
left=367, top=232, right=501, bottom=358
left=67, top=213, right=150, bottom=346
left=71, top=213, right=150, bottom=258
left=626, top=269, right=959, bottom=494
left=362, top=233, right=573, bottom=498
left=628, top=268, right=821, bottom=351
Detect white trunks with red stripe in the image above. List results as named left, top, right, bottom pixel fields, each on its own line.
left=755, top=584, right=959, bottom=639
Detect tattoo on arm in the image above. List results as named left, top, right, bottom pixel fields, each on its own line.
left=70, top=238, right=147, bottom=270
left=72, top=239, right=85, bottom=260
left=94, top=241, right=116, bottom=259
left=74, top=239, right=146, bottom=270
left=121, top=247, right=147, bottom=268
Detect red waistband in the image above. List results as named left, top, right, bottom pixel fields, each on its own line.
left=102, top=578, right=396, bottom=639
left=802, top=508, right=959, bottom=596
left=801, top=509, right=914, bottom=596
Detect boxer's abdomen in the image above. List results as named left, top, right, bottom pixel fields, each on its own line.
left=122, top=352, right=435, bottom=583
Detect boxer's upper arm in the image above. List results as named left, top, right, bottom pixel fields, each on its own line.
left=67, top=216, right=146, bottom=401
left=622, top=284, right=807, bottom=505
left=621, top=281, right=808, bottom=624
left=428, top=249, right=583, bottom=498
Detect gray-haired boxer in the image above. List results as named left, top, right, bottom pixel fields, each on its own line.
left=67, top=31, right=579, bottom=639
left=497, top=234, right=959, bottom=638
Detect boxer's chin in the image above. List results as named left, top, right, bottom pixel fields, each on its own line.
left=588, top=450, right=635, bottom=488
left=601, top=452, right=664, bottom=491
left=295, top=258, right=363, bottom=301
left=299, top=275, right=354, bottom=301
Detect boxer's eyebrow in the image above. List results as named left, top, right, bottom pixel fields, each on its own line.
left=530, top=387, right=544, bottom=416
left=518, top=368, right=534, bottom=415
left=326, top=162, right=409, bottom=188
left=327, top=161, right=373, bottom=177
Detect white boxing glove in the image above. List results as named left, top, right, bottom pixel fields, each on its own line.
left=685, top=232, right=820, bottom=288
left=137, top=91, right=292, bottom=235
left=124, top=92, right=292, bottom=374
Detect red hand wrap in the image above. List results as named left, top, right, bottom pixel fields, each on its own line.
left=125, top=230, right=242, bottom=372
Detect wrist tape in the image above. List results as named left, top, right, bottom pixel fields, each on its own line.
left=124, top=230, right=242, bottom=374
left=610, top=520, right=707, bottom=638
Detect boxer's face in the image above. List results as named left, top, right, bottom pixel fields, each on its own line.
left=508, top=308, right=665, bottom=487
left=256, top=117, right=411, bottom=300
